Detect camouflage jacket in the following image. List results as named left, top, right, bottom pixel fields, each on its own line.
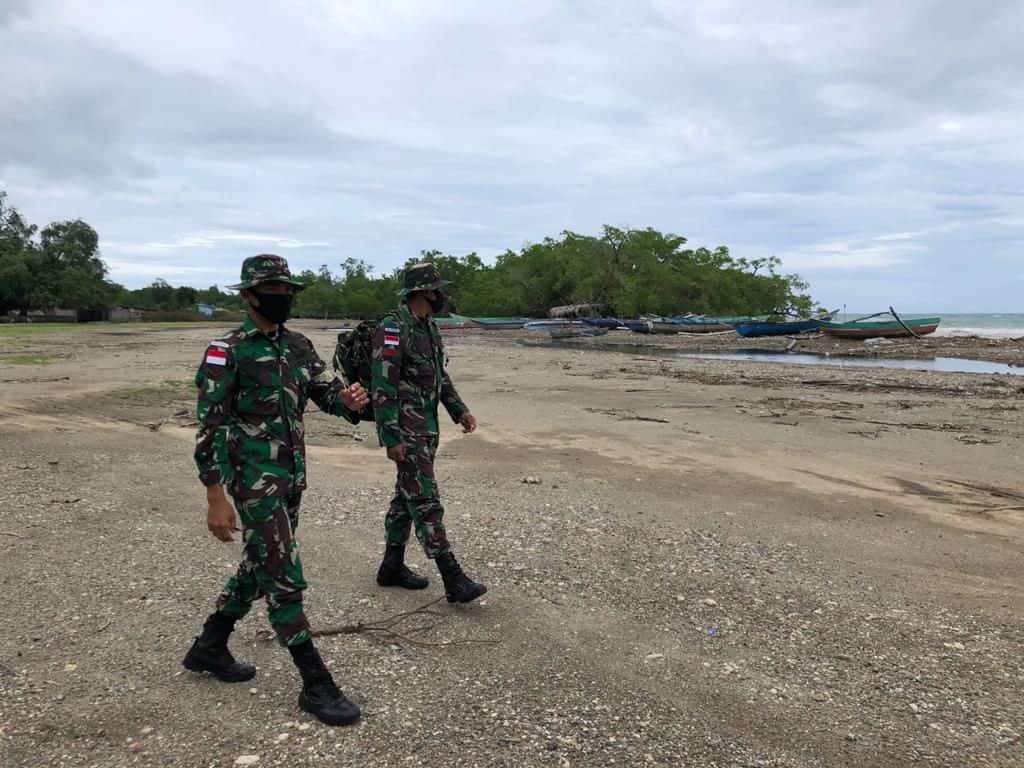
left=370, top=304, right=469, bottom=448
left=194, top=316, right=358, bottom=499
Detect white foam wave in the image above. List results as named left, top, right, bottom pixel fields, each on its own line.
left=934, top=327, right=1024, bottom=339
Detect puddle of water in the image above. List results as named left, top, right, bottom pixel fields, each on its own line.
left=679, top=350, right=1015, bottom=376
left=676, top=350, right=1023, bottom=376
left=533, top=340, right=1023, bottom=376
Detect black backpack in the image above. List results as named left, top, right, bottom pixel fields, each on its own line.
left=332, top=318, right=381, bottom=424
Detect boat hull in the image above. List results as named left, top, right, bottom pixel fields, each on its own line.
left=620, top=320, right=653, bottom=334
left=524, top=320, right=576, bottom=332
left=434, top=314, right=476, bottom=330
left=550, top=325, right=609, bottom=339
left=819, top=317, right=941, bottom=338
left=581, top=318, right=625, bottom=330
left=735, top=320, right=821, bottom=337
left=673, top=322, right=734, bottom=333
left=469, top=317, right=530, bottom=330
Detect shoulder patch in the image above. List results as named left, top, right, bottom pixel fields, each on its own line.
left=209, top=340, right=230, bottom=348
left=204, top=346, right=228, bottom=366
left=383, top=326, right=400, bottom=334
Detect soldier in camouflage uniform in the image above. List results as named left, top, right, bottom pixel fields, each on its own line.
left=371, top=263, right=487, bottom=603
left=182, top=254, right=369, bottom=727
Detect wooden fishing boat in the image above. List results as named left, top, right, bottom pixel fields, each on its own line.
left=734, top=313, right=835, bottom=337
left=524, top=319, right=576, bottom=332
left=433, top=314, right=476, bottom=330
left=549, top=323, right=610, bottom=339
left=620, top=319, right=654, bottom=334
left=819, top=316, right=941, bottom=338
left=468, top=317, right=531, bottom=330
left=735, top=319, right=822, bottom=337
left=655, top=314, right=768, bottom=333
left=670, top=318, right=736, bottom=333
left=581, top=317, right=626, bottom=330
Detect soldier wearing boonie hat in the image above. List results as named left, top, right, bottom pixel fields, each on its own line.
left=182, top=254, right=370, bottom=726
left=370, top=262, right=487, bottom=604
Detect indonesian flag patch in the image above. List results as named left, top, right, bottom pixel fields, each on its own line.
left=383, top=333, right=400, bottom=347
left=205, top=346, right=228, bottom=366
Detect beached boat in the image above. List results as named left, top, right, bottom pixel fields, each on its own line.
left=654, top=315, right=768, bottom=333
left=524, top=319, right=577, bottom=332
left=670, top=318, right=736, bottom=333
left=620, top=319, right=654, bottom=334
left=433, top=314, right=476, bottom=330
left=734, top=318, right=823, bottom=337
left=468, top=317, right=530, bottom=330
left=683, top=315, right=765, bottom=324
left=735, top=319, right=818, bottom=337
left=550, top=323, right=610, bottom=339
left=581, top=317, right=626, bottom=330
left=819, top=316, right=941, bottom=339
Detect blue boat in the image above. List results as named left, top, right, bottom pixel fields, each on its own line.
left=735, top=319, right=822, bottom=337
left=620, top=319, right=653, bottom=334
left=581, top=318, right=625, bottom=330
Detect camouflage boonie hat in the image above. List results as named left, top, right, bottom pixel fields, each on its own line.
left=228, top=254, right=307, bottom=291
left=399, top=262, right=449, bottom=296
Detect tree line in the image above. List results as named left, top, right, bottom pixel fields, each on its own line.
left=294, top=229, right=815, bottom=319
left=2, top=189, right=815, bottom=320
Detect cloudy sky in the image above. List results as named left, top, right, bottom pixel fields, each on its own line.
left=2, top=1, right=1022, bottom=311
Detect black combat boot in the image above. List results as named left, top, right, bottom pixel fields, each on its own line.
left=376, top=543, right=429, bottom=590
left=289, top=641, right=361, bottom=727
left=435, top=552, right=487, bottom=604
left=182, top=612, right=257, bottom=683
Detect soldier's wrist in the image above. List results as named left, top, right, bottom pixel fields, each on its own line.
left=206, top=483, right=227, bottom=500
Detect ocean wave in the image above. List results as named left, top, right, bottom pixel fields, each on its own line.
left=934, top=327, right=1024, bottom=339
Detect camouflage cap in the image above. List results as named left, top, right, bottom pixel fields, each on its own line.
left=227, top=254, right=307, bottom=291
left=399, top=262, right=449, bottom=296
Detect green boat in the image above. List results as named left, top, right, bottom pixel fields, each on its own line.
left=468, top=317, right=531, bottom=330
left=820, top=316, right=941, bottom=339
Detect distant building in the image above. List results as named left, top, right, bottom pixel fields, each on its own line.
left=196, top=303, right=216, bottom=317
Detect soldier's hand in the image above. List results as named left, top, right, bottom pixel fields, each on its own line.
left=459, top=413, right=478, bottom=434
left=207, top=496, right=239, bottom=542
left=342, top=382, right=369, bottom=412
left=386, top=443, right=407, bottom=463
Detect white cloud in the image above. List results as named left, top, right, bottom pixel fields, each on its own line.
left=1, top=0, right=1022, bottom=309
left=137, top=232, right=332, bottom=250
left=779, top=239, right=917, bottom=271
left=105, top=258, right=217, bottom=277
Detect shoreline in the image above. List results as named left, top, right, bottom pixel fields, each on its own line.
left=435, top=326, right=1024, bottom=366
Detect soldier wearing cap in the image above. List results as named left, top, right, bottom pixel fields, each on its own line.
left=370, top=262, right=487, bottom=603
left=182, top=254, right=369, bottom=726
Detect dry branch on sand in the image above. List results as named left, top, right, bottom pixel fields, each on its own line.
left=256, top=597, right=501, bottom=648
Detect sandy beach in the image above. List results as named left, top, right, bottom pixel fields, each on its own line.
left=1, top=320, right=1021, bottom=767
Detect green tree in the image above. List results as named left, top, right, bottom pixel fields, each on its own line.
left=0, top=192, right=43, bottom=316
left=38, top=219, right=117, bottom=310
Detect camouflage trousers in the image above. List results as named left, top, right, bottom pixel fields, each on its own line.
left=216, top=492, right=311, bottom=646
left=386, top=437, right=451, bottom=559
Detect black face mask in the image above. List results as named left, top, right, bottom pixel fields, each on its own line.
left=251, top=291, right=294, bottom=324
